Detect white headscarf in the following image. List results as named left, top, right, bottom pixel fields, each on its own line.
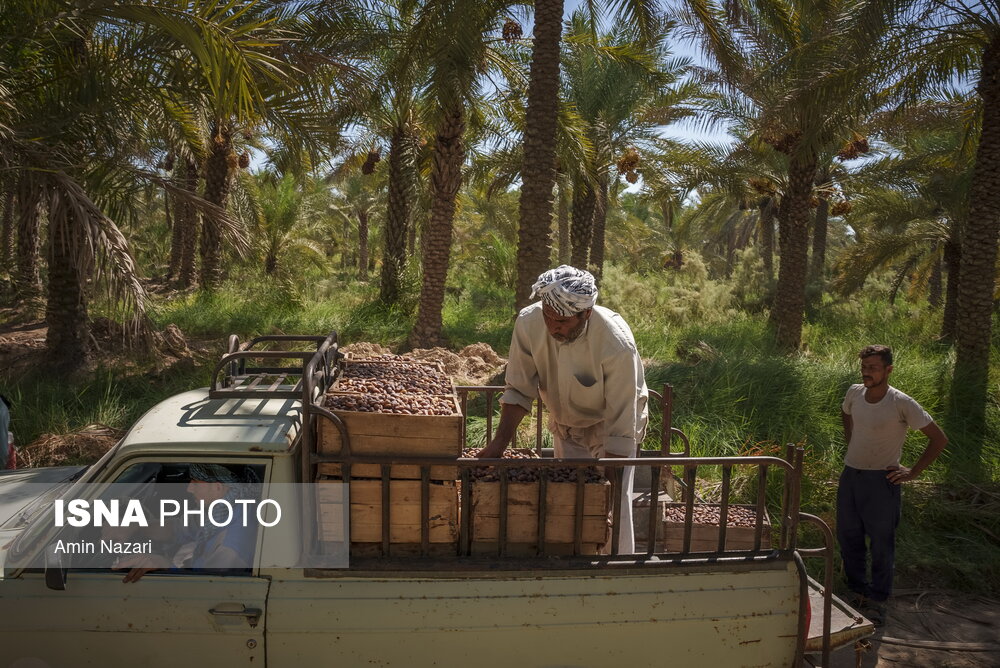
left=530, top=265, right=598, bottom=316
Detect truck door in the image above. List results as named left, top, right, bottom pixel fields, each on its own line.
left=1, top=458, right=271, bottom=667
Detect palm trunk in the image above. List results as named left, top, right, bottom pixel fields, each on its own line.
left=725, top=216, right=737, bottom=278
left=14, top=176, right=43, bottom=307
left=759, top=197, right=775, bottom=281
left=557, top=181, right=570, bottom=265
left=45, top=208, right=90, bottom=369
left=770, top=152, right=817, bottom=350
left=941, top=233, right=960, bottom=340
left=570, top=181, right=595, bottom=268
left=1, top=190, right=14, bottom=271
left=928, top=242, right=942, bottom=308
left=358, top=208, right=369, bottom=280
left=200, top=122, right=233, bottom=289
left=589, top=174, right=608, bottom=280
left=661, top=199, right=673, bottom=232
left=166, top=185, right=180, bottom=280
left=175, top=157, right=200, bottom=289
left=410, top=104, right=465, bottom=348
left=810, top=195, right=829, bottom=284
left=949, top=35, right=1000, bottom=481
left=380, top=128, right=410, bottom=303
left=514, top=0, right=562, bottom=309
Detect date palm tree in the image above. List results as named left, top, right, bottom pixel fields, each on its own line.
left=408, top=0, right=522, bottom=347
left=0, top=0, right=304, bottom=368
left=514, top=0, right=660, bottom=308
left=560, top=10, right=695, bottom=279
left=680, top=0, right=908, bottom=350
left=908, top=1, right=1000, bottom=475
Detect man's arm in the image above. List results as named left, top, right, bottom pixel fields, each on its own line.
left=887, top=421, right=948, bottom=484
left=841, top=410, right=853, bottom=446
left=477, top=402, right=529, bottom=458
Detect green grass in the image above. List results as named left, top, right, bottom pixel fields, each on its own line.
left=5, top=262, right=998, bottom=594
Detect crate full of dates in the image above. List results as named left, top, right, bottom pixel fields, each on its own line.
left=317, top=392, right=463, bottom=463
left=662, top=503, right=772, bottom=553
left=464, top=448, right=611, bottom=553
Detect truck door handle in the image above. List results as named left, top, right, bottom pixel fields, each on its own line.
left=209, top=605, right=263, bottom=628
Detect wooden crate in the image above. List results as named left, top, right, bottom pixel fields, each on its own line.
left=316, top=393, right=463, bottom=461
left=470, top=481, right=610, bottom=545
left=662, top=503, right=772, bottom=552
left=318, top=479, right=458, bottom=545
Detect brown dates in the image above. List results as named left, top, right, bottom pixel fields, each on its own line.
left=664, top=504, right=759, bottom=528
left=324, top=393, right=456, bottom=416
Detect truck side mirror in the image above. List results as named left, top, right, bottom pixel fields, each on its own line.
left=44, top=550, right=67, bottom=591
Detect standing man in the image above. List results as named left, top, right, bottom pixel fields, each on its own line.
left=838, top=345, right=947, bottom=625
left=477, top=265, right=648, bottom=554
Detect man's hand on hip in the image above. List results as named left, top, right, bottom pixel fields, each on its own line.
left=886, top=465, right=916, bottom=484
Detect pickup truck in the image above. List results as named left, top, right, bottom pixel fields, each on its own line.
left=0, top=332, right=872, bottom=667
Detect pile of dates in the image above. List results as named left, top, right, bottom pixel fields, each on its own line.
left=337, top=360, right=452, bottom=395
left=324, top=393, right=456, bottom=416
left=463, top=448, right=605, bottom=484
left=664, top=504, right=759, bottom=528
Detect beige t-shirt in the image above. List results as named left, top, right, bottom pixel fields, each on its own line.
left=842, top=384, right=932, bottom=470
left=501, top=303, right=648, bottom=457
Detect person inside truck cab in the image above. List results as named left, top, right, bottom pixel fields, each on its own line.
left=477, top=265, right=648, bottom=553
left=118, top=463, right=260, bottom=582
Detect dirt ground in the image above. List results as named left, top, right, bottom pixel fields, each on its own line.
left=820, top=589, right=1000, bottom=667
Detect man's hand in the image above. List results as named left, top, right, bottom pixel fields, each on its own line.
left=886, top=465, right=916, bottom=485
left=114, top=554, right=170, bottom=583
left=476, top=403, right=529, bottom=458
left=476, top=439, right=506, bottom=459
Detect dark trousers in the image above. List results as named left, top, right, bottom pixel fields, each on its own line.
left=836, top=466, right=901, bottom=602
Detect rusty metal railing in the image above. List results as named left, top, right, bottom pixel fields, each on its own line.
left=797, top=512, right=836, bottom=667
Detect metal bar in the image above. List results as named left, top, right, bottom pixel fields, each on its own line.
left=266, top=374, right=288, bottom=393
left=460, top=467, right=472, bottom=556
left=610, top=464, right=622, bottom=556
left=780, top=444, right=794, bottom=550
left=486, top=391, right=495, bottom=443
left=798, top=513, right=834, bottom=668
left=718, top=465, right=732, bottom=552
left=573, top=474, right=584, bottom=556
left=498, top=467, right=509, bottom=558
left=381, top=464, right=391, bottom=557
left=243, top=334, right=326, bottom=349
left=311, top=406, right=351, bottom=457
left=793, top=552, right=809, bottom=667
left=537, top=467, right=547, bottom=555
left=682, top=465, right=696, bottom=553
left=317, top=454, right=795, bottom=471
left=754, top=465, right=768, bottom=551
left=460, top=390, right=469, bottom=448
left=647, top=465, right=661, bottom=556
left=243, top=375, right=265, bottom=392
left=663, top=384, right=674, bottom=452
left=421, top=467, right=430, bottom=556
left=535, top=399, right=543, bottom=455
left=239, top=365, right=312, bottom=374
left=787, top=447, right=805, bottom=550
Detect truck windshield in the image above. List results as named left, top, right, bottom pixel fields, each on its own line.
left=3, top=440, right=124, bottom=562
